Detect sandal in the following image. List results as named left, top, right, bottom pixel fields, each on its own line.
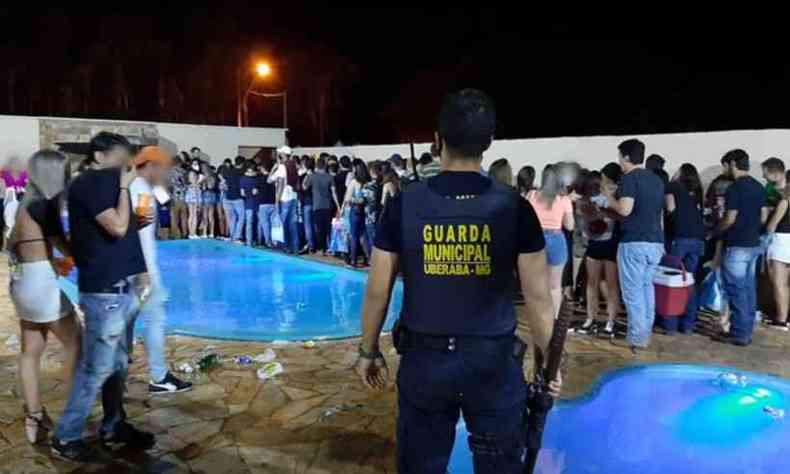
left=24, top=407, right=53, bottom=444
left=764, top=319, right=790, bottom=332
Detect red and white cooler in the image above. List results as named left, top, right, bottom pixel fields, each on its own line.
left=654, top=263, right=695, bottom=317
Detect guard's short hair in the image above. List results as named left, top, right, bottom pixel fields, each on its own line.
left=762, top=156, right=785, bottom=174
left=617, top=139, right=645, bottom=165
left=722, top=149, right=750, bottom=171
left=438, top=89, right=496, bottom=157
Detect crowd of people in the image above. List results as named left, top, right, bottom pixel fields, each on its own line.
left=484, top=141, right=790, bottom=352
left=3, top=118, right=790, bottom=466
left=157, top=136, right=790, bottom=353
left=0, top=133, right=448, bottom=459
left=161, top=144, right=442, bottom=268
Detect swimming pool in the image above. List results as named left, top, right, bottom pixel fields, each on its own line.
left=448, top=364, right=789, bottom=473
left=66, top=240, right=402, bottom=341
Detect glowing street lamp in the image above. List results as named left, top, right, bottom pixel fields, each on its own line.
left=238, top=60, right=287, bottom=131
left=255, top=62, right=271, bottom=78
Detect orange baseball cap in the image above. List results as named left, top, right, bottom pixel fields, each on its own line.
left=134, top=146, right=172, bottom=167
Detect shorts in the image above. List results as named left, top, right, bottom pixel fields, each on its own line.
left=587, top=239, right=619, bottom=262
left=767, top=233, right=790, bottom=264
left=185, top=187, right=202, bottom=205
left=202, top=191, right=218, bottom=206
left=10, top=261, right=74, bottom=323
left=543, top=230, right=568, bottom=267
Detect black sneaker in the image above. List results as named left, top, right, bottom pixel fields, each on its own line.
left=149, top=372, right=193, bottom=395
left=51, top=437, right=97, bottom=462
left=711, top=332, right=751, bottom=347
left=100, top=422, right=155, bottom=449
left=610, top=339, right=644, bottom=354
left=764, top=319, right=790, bottom=332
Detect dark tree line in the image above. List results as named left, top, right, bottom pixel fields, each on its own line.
left=0, top=10, right=360, bottom=146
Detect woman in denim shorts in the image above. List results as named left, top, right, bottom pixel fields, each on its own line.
left=527, top=164, right=575, bottom=317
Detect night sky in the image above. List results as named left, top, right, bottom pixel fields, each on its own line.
left=1, top=7, right=787, bottom=146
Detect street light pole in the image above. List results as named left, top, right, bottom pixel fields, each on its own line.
left=238, top=61, right=285, bottom=128
left=247, top=90, right=288, bottom=130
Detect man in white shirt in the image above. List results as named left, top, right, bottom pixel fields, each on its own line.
left=129, top=146, right=192, bottom=394
left=268, top=146, right=300, bottom=253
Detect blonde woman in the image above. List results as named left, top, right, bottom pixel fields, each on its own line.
left=7, top=150, right=81, bottom=444
left=527, top=164, right=575, bottom=317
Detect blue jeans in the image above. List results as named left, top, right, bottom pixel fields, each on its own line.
left=722, top=246, right=761, bottom=343
left=397, top=340, right=527, bottom=473
left=664, top=238, right=705, bottom=334
left=258, top=204, right=276, bottom=247
left=618, top=242, right=664, bottom=347
left=364, top=222, right=376, bottom=257
left=227, top=199, right=245, bottom=241
left=127, top=287, right=168, bottom=382
left=303, top=204, right=315, bottom=251
left=349, top=209, right=365, bottom=264
left=244, top=209, right=256, bottom=246
left=55, top=291, right=139, bottom=442
left=280, top=200, right=299, bottom=253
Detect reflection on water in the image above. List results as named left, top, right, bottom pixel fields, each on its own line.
left=150, top=240, right=401, bottom=341
left=449, top=365, right=790, bottom=474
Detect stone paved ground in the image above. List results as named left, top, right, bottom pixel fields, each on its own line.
left=1, top=253, right=789, bottom=473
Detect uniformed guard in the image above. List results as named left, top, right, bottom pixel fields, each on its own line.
left=355, top=89, right=562, bottom=473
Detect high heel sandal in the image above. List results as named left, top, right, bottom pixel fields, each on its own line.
left=24, top=407, right=53, bottom=444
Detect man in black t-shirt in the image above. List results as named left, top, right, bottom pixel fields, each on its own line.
left=711, top=149, right=768, bottom=346
left=354, top=89, right=560, bottom=473
left=53, top=132, right=155, bottom=461
left=603, top=139, right=665, bottom=351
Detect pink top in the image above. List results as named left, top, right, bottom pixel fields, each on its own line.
left=526, top=190, right=573, bottom=230
left=1, top=170, right=28, bottom=191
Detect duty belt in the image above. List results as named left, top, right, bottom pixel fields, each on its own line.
left=397, top=326, right=519, bottom=354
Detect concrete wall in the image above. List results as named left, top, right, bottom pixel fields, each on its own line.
left=0, top=115, right=286, bottom=166
left=294, top=129, right=790, bottom=185
left=157, top=122, right=286, bottom=164
left=0, top=116, right=40, bottom=167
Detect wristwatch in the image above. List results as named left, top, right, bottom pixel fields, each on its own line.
left=358, top=345, right=383, bottom=360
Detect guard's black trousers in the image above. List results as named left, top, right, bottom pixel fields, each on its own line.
left=396, top=339, right=527, bottom=473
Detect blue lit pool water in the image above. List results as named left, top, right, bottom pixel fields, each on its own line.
left=448, top=364, right=789, bottom=473
left=66, top=240, right=402, bottom=341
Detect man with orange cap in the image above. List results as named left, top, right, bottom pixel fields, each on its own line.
left=128, top=146, right=192, bottom=394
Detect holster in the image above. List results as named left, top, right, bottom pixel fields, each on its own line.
left=392, top=319, right=403, bottom=354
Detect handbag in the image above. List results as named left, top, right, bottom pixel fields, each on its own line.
left=700, top=270, right=724, bottom=312
left=329, top=216, right=349, bottom=254
left=271, top=214, right=285, bottom=244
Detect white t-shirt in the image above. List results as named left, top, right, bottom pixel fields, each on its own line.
left=130, top=177, right=161, bottom=287
left=270, top=165, right=297, bottom=202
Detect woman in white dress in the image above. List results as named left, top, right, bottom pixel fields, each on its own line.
left=7, top=150, right=81, bottom=444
